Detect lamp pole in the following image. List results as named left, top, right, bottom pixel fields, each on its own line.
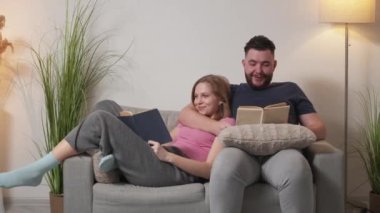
left=319, top=0, right=375, bottom=209
left=344, top=22, right=349, bottom=204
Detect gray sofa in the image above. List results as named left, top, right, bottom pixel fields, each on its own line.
left=63, top=106, right=344, bottom=213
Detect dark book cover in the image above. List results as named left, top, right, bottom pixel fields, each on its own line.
left=118, top=108, right=172, bottom=144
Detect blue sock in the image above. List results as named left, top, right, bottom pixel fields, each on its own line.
left=0, top=152, right=60, bottom=188
left=99, top=154, right=117, bottom=172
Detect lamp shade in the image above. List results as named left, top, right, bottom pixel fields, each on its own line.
left=320, top=0, right=375, bottom=23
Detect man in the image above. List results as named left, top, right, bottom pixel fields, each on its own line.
left=178, top=35, right=326, bottom=213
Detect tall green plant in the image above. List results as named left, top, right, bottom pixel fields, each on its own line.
left=31, top=0, right=123, bottom=194
left=355, top=89, right=380, bottom=195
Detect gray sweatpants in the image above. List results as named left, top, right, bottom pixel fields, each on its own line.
left=65, top=100, right=197, bottom=187
left=210, top=147, right=313, bottom=213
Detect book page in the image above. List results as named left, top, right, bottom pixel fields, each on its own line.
left=119, top=110, right=133, bottom=116
left=236, top=106, right=264, bottom=125
left=262, top=105, right=290, bottom=124
left=264, top=102, right=288, bottom=108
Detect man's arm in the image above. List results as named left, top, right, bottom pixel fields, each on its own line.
left=299, top=113, right=326, bottom=140
left=178, top=104, right=230, bottom=135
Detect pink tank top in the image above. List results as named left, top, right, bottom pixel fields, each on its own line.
left=172, top=117, right=235, bottom=161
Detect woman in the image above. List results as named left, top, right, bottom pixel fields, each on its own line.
left=0, top=74, right=234, bottom=188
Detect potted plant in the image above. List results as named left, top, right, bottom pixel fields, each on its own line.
left=31, top=0, right=125, bottom=212
left=355, top=89, right=380, bottom=212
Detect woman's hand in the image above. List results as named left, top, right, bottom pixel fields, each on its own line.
left=148, top=140, right=172, bottom=163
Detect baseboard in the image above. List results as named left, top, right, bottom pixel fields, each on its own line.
left=3, top=197, right=50, bottom=208
left=347, top=196, right=369, bottom=209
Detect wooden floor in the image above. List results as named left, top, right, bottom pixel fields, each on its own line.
left=2, top=204, right=369, bottom=213
left=346, top=205, right=370, bottom=213
left=3, top=199, right=49, bottom=213
left=5, top=206, right=49, bottom=213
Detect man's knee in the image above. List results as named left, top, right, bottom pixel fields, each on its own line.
left=279, top=149, right=312, bottom=179
left=262, top=149, right=312, bottom=190
left=211, top=147, right=260, bottom=183
left=263, top=150, right=314, bottom=213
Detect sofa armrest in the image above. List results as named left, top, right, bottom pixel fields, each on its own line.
left=63, top=155, right=94, bottom=213
left=305, top=140, right=344, bottom=213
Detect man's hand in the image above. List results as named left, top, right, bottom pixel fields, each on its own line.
left=216, top=120, right=233, bottom=134
left=299, top=113, right=326, bottom=140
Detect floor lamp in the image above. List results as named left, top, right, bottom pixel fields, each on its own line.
left=319, top=0, right=375, bottom=206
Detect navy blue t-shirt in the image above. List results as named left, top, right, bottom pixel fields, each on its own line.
left=230, top=82, right=316, bottom=124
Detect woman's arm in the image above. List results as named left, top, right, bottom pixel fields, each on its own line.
left=170, top=126, right=179, bottom=141
left=162, top=127, right=179, bottom=147
left=178, top=104, right=231, bottom=135
left=148, top=138, right=224, bottom=179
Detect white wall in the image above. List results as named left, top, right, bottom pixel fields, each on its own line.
left=0, top=0, right=379, bottom=204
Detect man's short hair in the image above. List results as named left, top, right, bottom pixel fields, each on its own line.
left=244, top=35, right=276, bottom=55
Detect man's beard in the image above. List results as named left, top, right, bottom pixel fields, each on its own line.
left=245, top=73, right=273, bottom=89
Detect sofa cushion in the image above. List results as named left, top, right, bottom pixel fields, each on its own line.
left=219, top=124, right=316, bottom=156
left=93, top=183, right=209, bottom=213
left=93, top=182, right=207, bottom=205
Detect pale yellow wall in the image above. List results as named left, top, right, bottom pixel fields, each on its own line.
left=0, top=0, right=379, bottom=203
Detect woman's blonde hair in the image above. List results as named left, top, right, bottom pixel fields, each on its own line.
left=191, top=74, right=231, bottom=120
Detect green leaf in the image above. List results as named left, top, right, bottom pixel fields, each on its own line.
left=354, top=88, right=380, bottom=194
left=31, top=0, right=126, bottom=195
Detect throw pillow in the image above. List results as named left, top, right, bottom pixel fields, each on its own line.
left=218, top=124, right=316, bottom=156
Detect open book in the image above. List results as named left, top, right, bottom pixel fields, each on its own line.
left=117, top=108, right=172, bottom=144
left=236, top=102, right=290, bottom=125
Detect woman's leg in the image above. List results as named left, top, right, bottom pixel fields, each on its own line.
left=91, top=100, right=123, bottom=171
left=0, top=100, right=121, bottom=188
left=51, top=139, right=78, bottom=161
left=0, top=139, right=76, bottom=188
left=75, top=99, right=123, bottom=156
left=98, top=154, right=117, bottom=172
left=65, top=110, right=196, bottom=187
left=90, top=99, right=123, bottom=116
left=1, top=101, right=193, bottom=188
